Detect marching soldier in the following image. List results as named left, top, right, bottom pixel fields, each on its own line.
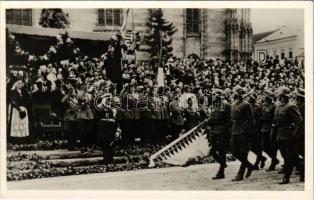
left=246, top=93, right=267, bottom=170
left=294, top=88, right=305, bottom=182
left=260, top=91, right=279, bottom=171
left=230, top=86, right=255, bottom=181
left=208, top=89, right=231, bottom=179
left=271, top=86, right=302, bottom=184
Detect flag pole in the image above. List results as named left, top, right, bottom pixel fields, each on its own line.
left=158, top=30, right=163, bottom=69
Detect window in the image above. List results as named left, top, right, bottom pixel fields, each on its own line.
left=6, top=9, right=32, bottom=26
left=98, top=9, right=123, bottom=26
left=186, top=9, right=200, bottom=34
left=273, top=50, right=277, bottom=56
left=281, top=49, right=285, bottom=59
left=289, top=48, right=293, bottom=58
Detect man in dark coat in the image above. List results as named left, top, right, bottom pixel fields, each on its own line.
left=246, top=93, right=267, bottom=170
left=259, top=91, right=279, bottom=171
left=208, top=89, right=231, bottom=179
left=230, top=86, right=255, bottom=181
left=95, top=95, right=118, bottom=164
left=271, top=86, right=302, bottom=184
left=294, top=88, right=305, bottom=182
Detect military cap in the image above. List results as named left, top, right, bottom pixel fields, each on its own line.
left=233, top=85, right=246, bottom=96
left=276, top=86, right=291, bottom=97
left=213, top=88, right=224, bottom=96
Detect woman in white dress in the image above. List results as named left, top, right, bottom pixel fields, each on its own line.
left=8, top=80, right=29, bottom=143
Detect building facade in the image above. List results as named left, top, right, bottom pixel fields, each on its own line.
left=253, top=26, right=304, bottom=64
left=6, top=8, right=253, bottom=61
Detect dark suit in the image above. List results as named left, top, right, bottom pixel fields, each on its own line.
left=272, top=102, right=302, bottom=180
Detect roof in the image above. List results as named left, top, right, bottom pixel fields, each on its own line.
left=253, top=30, right=278, bottom=43
left=255, top=26, right=302, bottom=44
left=6, top=24, right=112, bottom=41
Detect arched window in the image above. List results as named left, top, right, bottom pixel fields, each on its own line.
left=6, top=9, right=32, bottom=26
left=98, top=9, right=123, bottom=26
left=186, top=9, right=200, bottom=34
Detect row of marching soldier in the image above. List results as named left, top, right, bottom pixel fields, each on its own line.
left=208, top=85, right=304, bottom=184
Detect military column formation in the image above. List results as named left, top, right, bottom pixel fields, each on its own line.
left=208, top=86, right=305, bottom=184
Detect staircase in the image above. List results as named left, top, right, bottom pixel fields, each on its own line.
left=7, top=143, right=172, bottom=181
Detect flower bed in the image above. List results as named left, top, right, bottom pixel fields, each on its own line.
left=7, top=141, right=235, bottom=181
left=7, top=140, right=68, bottom=151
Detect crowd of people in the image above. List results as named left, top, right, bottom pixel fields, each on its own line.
left=7, top=46, right=305, bottom=184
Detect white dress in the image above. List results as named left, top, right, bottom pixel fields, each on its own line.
left=8, top=90, right=29, bottom=137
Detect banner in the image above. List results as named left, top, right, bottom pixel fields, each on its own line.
left=157, top=67, right=165, bottom=87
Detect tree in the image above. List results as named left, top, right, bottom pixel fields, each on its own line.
left=144, top=9, right=177, bottom=66
left=39, top=9, right=70, bottom=29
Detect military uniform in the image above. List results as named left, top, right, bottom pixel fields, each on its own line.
left=209, top=95, right=231, bottom=179
left=294, top=88, right=305, bottom=182
left=230, top=86, right=255, bottom=181
left=260, top=101, right=279, bottom=170
left=61, top=92, right=79, bottom=150
left=120, top=93, right=140, bottom=144
left=247, top=96, right=267, bottom=170
left=96, top=106, right=118, bottom=164
left=272, top=86, right=302, bottom=184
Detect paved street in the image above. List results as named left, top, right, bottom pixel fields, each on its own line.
left=8, top=153, right=304, bottom=191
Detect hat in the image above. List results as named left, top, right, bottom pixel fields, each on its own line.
left=295, top=88, right=305, bottom=98
left=276, top=86, right=291, bottom=97
left=264, top=89, right=274, bottom=97
left=213, top=88, right=224, bottom=96
left=233, top=85, right=246, bottom=96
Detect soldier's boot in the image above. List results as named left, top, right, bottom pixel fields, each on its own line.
left=212, top=166, right=225, bottom=180
left=278, top=168, right=284, bottom=174
left=260, top=156, right=267, bottom=169
left=266, top=159, right=279, bottom=171
left=245, top=162, right=254, bottom=178
left=232, top=163, right=245, bottom=181
left=278, top=177, right=290, bottom=184
left=252, top=163, right=259, bottom=170
left=231, top=174, right=243, bottom=181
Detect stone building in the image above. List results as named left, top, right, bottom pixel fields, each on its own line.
left=253, top=26, right=304, bottom=64
left=6, top=8, right=253, bottom=61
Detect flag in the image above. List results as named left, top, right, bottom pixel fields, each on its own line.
left=148, top=122, right=211, bottom=167
left=120, top=9, right=130, bottom=34
left=157, top=67, right=165, bottom=87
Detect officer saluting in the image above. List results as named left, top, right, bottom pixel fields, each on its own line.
left=208, top=89, right=231, bottom=180
left=230, top=86, right=255, bottom=181
left=271, top=86, right=302, bottom=184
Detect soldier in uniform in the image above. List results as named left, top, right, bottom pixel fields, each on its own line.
left=271, top=86, right=302, bottom=184
left=246, top=93, right=267, bottom=170
left=95, top=93, right=118, bottom=164
left=294, top=88, right=305, bottom=182
left=208, top=89, right=231, bottom=179
left=230, top=86, right=255, bottom=181
left=260, top=91, right=279, bottom=171
left=61, top=87, right=79, bottom=150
